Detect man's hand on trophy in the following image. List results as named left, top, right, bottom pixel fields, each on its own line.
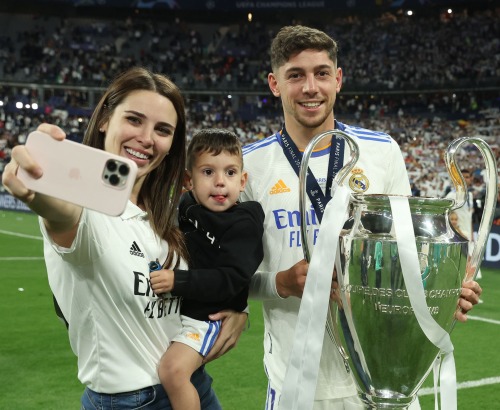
left=455, top=280, right=483, bottom=322
left=276, top=259, right=309, bottom=298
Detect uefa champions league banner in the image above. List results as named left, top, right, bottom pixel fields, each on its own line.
left=475, top=224, right=500, bottom=269
left=11, top=0, right=479, bottom=11
left=0, top=192, right=32, bottom=213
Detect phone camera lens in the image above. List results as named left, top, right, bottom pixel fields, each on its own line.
left=109, top=174, right=120, bottom=186
left=118, top=164, right=129, bottom=176
left=106, top=160, right=117, bottom=172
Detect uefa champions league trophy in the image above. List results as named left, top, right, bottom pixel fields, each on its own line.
left=299, top=131, right=498, bottom=409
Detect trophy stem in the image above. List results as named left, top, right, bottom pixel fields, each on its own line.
left=360, top=393, right=416, bottom=409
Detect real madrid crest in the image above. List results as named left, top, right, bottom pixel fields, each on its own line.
left=348, top=167, right=369, bottom=193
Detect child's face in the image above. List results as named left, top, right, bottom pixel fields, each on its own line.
left=185, top=150, right=247, bottom=212
left=449, top=212, right=459, bottom=228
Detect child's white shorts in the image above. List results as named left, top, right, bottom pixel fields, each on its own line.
left=173, top=316, right=221, bottom=357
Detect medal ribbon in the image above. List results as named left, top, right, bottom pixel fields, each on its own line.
left=279, top=124, right=345, bottom=222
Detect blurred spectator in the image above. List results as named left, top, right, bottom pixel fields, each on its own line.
left=493, top=183, right=500, bottom=226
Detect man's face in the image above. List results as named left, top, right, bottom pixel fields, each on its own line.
left=463, top=172, right=473, bottom=186
left=268, top=49, right=342, bottom=138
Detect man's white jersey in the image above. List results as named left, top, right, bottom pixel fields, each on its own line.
left=241, top=120, right=411, bottom=400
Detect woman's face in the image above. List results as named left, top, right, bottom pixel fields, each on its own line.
left=101, top=90, right=177, bottom=182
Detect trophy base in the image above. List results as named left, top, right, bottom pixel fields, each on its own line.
left=360, top=391, right=416, bottom=409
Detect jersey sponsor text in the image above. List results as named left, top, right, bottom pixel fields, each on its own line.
left=133, top=270, right=181, bottom=318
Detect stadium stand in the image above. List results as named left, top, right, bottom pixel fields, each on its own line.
left=0, top=5, right=499, bottom=203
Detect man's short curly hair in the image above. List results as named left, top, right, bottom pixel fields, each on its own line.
left=270, top=25, right=338, bottom=72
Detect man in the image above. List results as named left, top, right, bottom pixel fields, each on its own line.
left=446, top=169, right=474, bottom=241
left=494, top=183, right=500, bottom=225
left=241, top=25, right=482, bottom=409
left=446, top=169, right=483, bottom=280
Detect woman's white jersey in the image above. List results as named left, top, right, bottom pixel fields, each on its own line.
left=40, top=201, right=184, bottom=393
left=241, top=121, right=411, bottom=400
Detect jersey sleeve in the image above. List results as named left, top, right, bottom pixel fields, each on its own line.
left=248, top=269, right=285, bottom=300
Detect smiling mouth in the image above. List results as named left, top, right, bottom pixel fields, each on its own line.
left=300, top=102, right=322, bottom=108
left=126, top=147, right=151, bottom=160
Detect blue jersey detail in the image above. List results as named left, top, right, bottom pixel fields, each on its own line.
left=243, top=134, right=280, bottom=155
left=243, top=121, right=393, bottom=159
left=343, top=123, right=392, bottom=143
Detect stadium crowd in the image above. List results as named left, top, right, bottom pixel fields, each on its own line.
left=2, top=93, right=498, bottom=215
left=0, top=6, right=498, bottom=90
left=1, top=5, right=499, bottom=212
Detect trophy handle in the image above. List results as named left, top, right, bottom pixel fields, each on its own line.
left=444, top=137, right=499, bottom=280
left=299, top=129, right=360, bottom=262
left=299, top=129, right=360, bottom=371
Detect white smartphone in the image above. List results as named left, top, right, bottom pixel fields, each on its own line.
left=17, top=131, right=138, bottom=216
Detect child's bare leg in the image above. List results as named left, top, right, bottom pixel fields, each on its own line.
left=159, top=342, right=203, bottom=410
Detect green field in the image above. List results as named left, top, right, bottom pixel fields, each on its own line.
left=1, top=210, right=499, bottom=409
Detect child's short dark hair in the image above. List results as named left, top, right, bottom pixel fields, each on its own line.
left=186, top=128, right=243, bottom=171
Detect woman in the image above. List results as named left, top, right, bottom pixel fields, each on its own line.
left=2, top=67, right=244, bottom=409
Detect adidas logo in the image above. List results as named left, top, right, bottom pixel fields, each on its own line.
left=270, top=179, right=291, bottom=195
left=130, top=241, right=145, bottom=258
